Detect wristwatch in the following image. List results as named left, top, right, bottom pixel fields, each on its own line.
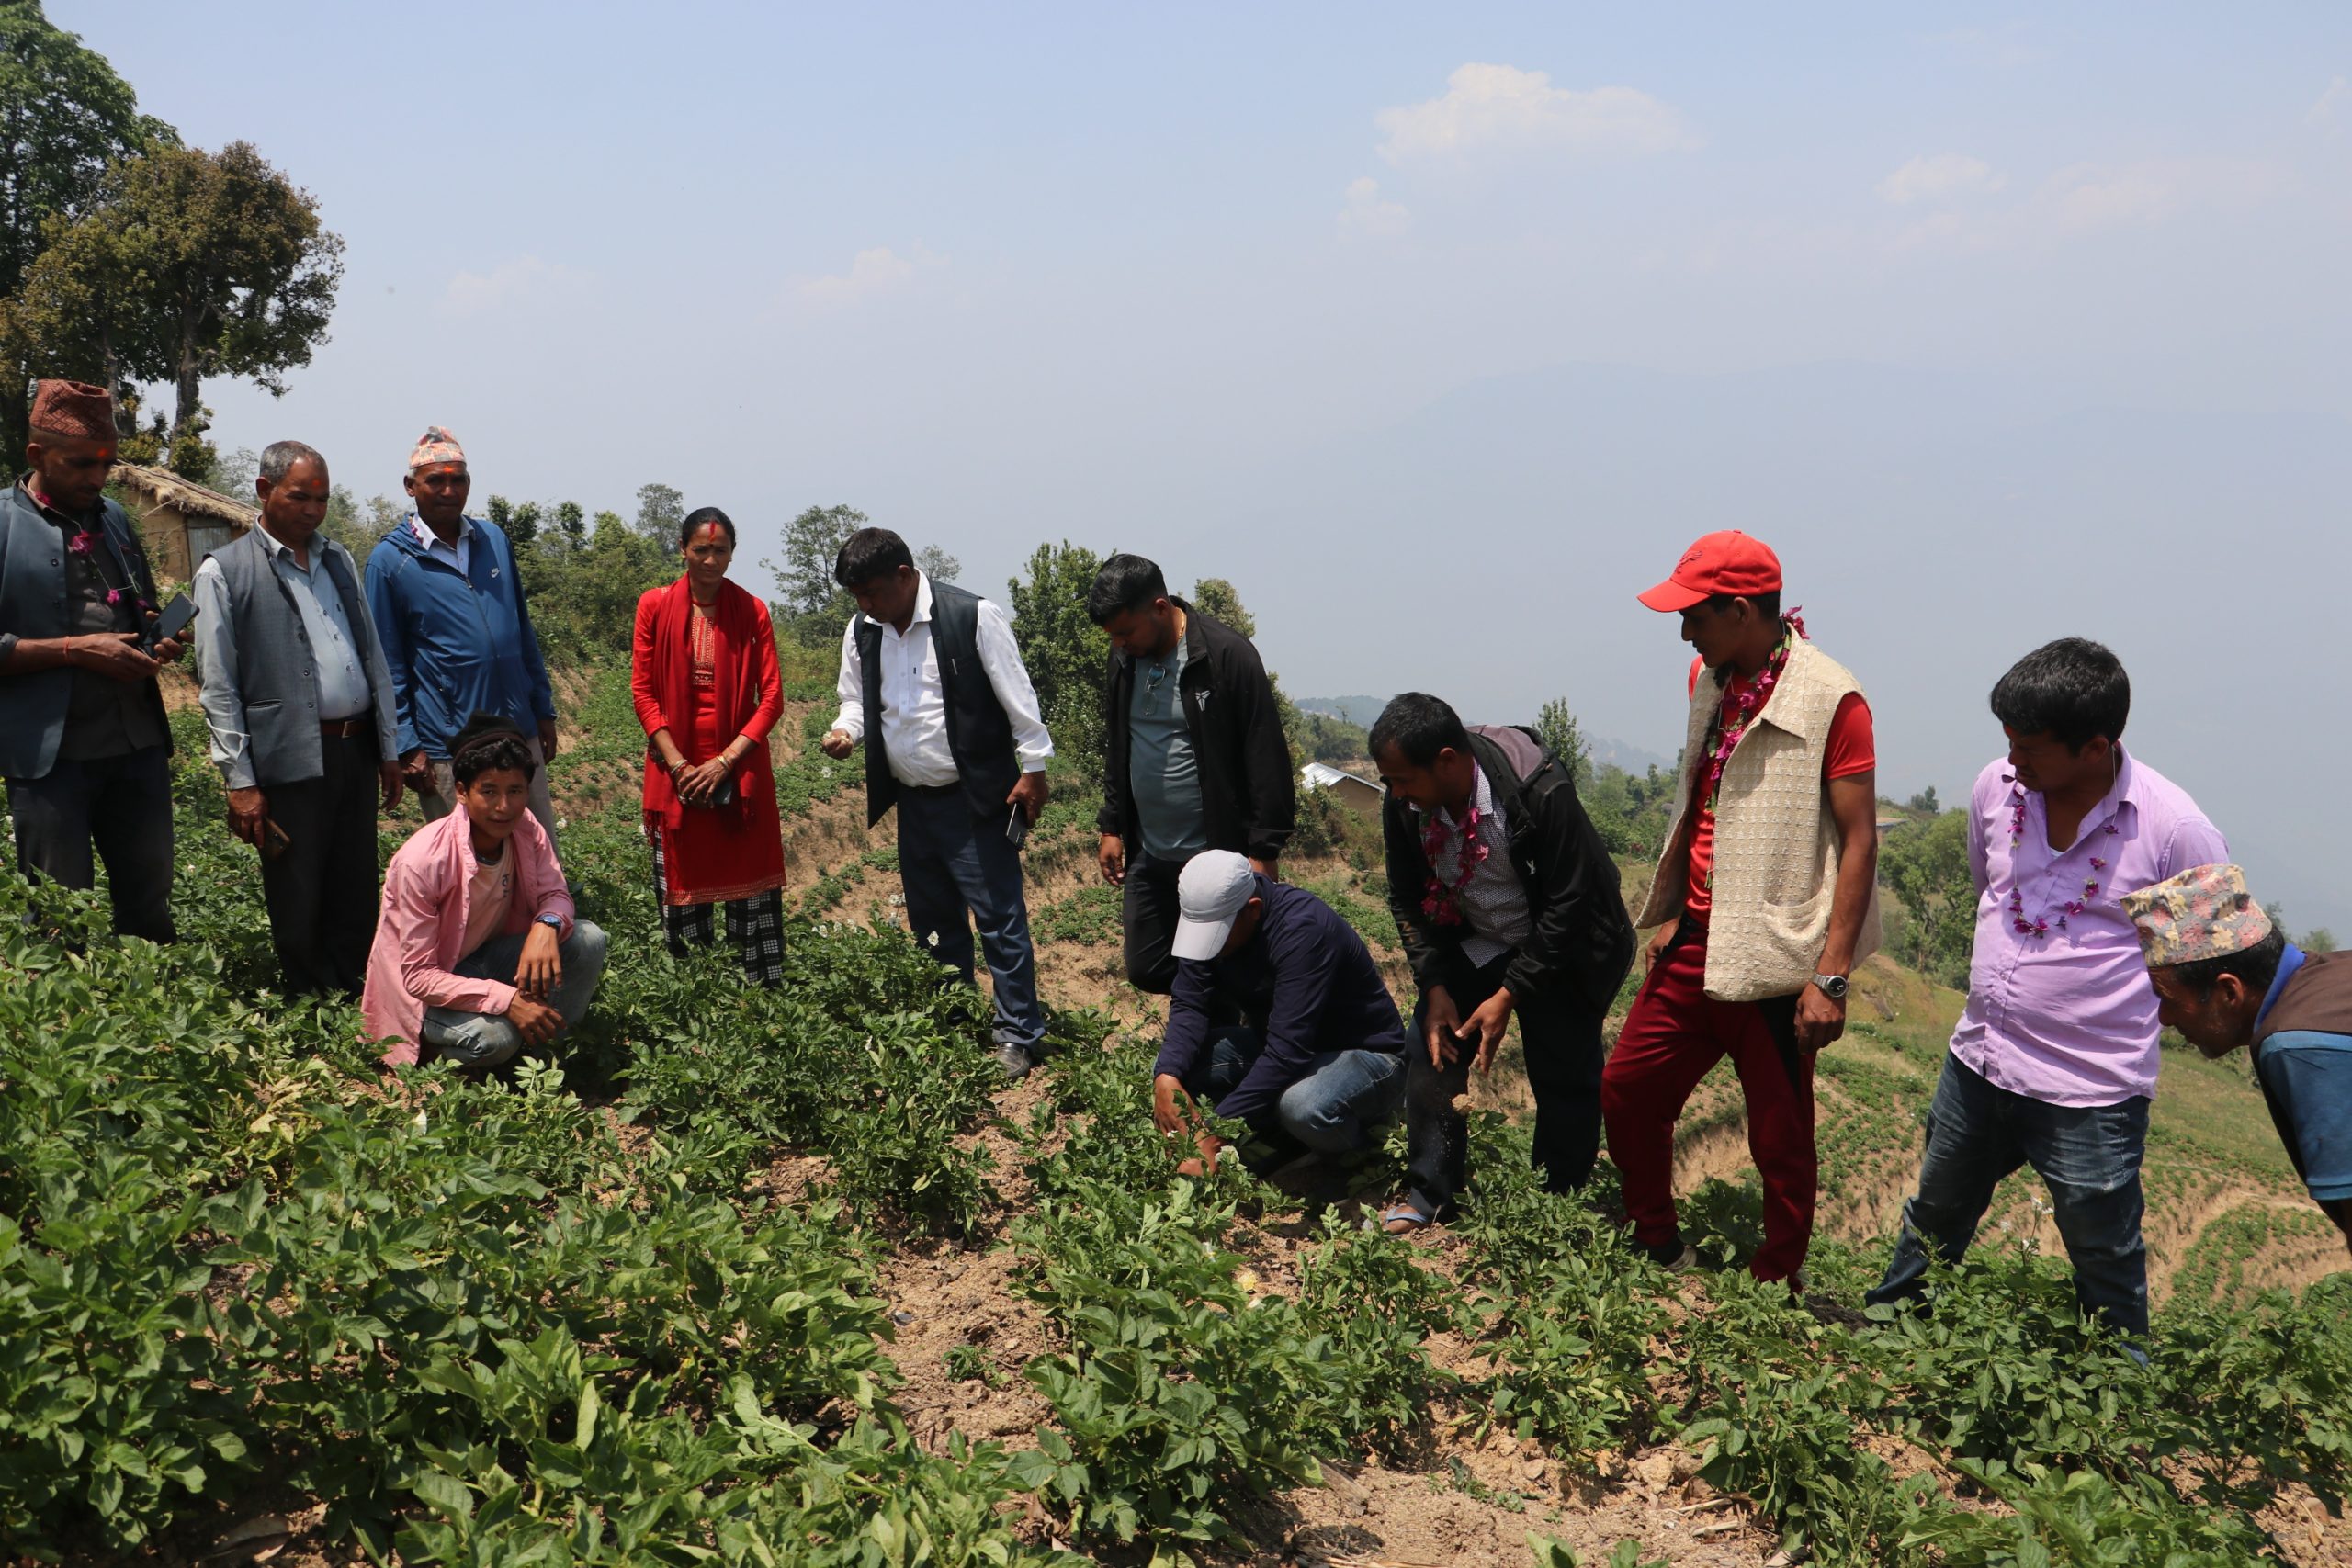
left=537, top=913, right=563, bottom=933
left=1811, top=972, right=1849, bottom=1001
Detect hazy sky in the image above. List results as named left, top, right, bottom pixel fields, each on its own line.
left=62, top=3, right=2352, bottom=929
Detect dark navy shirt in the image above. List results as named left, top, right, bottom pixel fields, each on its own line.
left=1153, top=875, right=1406, bottom=1122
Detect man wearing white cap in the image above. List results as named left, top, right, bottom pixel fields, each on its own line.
left=1149, top=849, right=1408, bottom=1174
left=363, top=426, right=560, bottom=845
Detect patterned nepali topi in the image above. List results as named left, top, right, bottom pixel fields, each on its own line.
left=407, top=424, right=466, bottom=470
left=28, top=379, right=116, bottom=441
left=2120, top=863, right=2272, bottom=968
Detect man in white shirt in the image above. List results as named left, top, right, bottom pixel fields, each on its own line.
left=193, top=441, right=404, bottom=994
left=820, top=527, right=1056, bottom=1076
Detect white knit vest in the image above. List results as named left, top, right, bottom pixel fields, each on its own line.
left=1634, top=639, right=1881, bottom=1001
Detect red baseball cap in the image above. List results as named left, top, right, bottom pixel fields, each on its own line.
left=1636, top=530, right=1782, bottom=613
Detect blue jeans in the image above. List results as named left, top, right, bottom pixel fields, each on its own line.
left=1868, top=1053, right=2151, bottom=1337
left=422, top=921, right=608, bottom=1068
left=897, top=788, right=1045, bottom=1051
left=6, top=744, right=175, bottom=942
left=1185, top=1027, right=1407, bottom=1155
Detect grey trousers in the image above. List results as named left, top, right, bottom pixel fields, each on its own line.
left=421, top=921, right=608, bottom=1068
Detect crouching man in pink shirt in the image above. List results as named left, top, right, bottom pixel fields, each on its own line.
left=363, top=714, right=606, bottom=1068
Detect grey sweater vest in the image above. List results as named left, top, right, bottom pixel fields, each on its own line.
left=209, top=529, right=396, bottom=786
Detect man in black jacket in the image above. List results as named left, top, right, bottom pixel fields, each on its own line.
left=1090, top=555, right=1295, bottom=994
left=1372, top=693, right=1634, bottom=1230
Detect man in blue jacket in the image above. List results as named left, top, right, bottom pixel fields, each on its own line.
left=0, top=380, right=187, bottom=940
left=1151, top=849, right=1408, bottom=1176
left=363, top=427, right=560, bottom=846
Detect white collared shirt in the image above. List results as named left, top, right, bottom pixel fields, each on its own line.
left=409, top=513, right=472, bottom=577
left=831, top=575, right=1053, bottom=787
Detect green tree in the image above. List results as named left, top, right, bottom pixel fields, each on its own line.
left=2303, top=928, right=2338, bottom=955
left=634, top=481, right=683, bottom=542
left=766, top=502, right=867, bottom=643
left=0, top=1, right=174, bottom=449
left=321, top=491, right=401, bottom=558
left=916, top=543, right=961, bottom=583
left=1533, top=696, right=1593, bottom=787
left=1008, top=541, right=1108, bottom=776
left=1880, top=808, right=1976, bottom=986
left=554, top=499, right=584, bottom=548
left=1188, top=576, right=1255, bottom=637
left=17, top=141, right=342, bottom=454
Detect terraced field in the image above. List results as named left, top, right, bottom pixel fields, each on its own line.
left=5, top=660, right=2346, bottom=1566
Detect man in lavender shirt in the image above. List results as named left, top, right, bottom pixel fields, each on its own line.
left=1866, top=639, right=2226, bottom=1338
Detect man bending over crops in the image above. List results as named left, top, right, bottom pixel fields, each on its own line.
left=1150, top=849, right=1408, bottom=1178
left=2124, top=866, right=2351, bottom=1257
left=1602, top=531, right=1880, bottom=1288
left=1370, top=694, right=1634, bottom=1233
left=363, top=715, right=607, bottom=1070
left=1866, top=640, right=2226, bottom=1339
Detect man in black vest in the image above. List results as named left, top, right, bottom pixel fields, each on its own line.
left=821, top=528, right=1056, bottom=1076
left=1088, top=553, right=1295, bottom=995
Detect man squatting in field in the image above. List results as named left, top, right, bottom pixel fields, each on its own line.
left=1150, top=849, right=1409, bottom=1177
left=2127, top=864, right=2352, bottom=1256
left=1088, top=552, right=1296, bottom=995
left=1370, top=693, right=1634, bottom=1234
left=1867, top=639, right=2226, bottom=1341
left=364, top=715, right=607, bottom=1070
left=1602, top=530, right=1881, bottom=1291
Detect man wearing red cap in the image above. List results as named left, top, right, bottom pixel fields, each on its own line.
left=0, top=379, right=187, bottom=939
left=1601, top=531, right=1880, bottom=1289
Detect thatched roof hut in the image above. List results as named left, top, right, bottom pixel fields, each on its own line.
left=109, top=463, right=255, bottom=582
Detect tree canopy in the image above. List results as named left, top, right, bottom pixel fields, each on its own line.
left=0, top=0, right=174, bottom=448
left=16, top=140, right=343, bottom=475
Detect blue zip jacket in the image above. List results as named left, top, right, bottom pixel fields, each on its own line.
left=363, top=517, right=554, bottom=761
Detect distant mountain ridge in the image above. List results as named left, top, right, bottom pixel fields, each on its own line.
left=1296, top=694, right=1667, bottom=774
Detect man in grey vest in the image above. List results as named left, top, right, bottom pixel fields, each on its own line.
left=194, top=441, right=403, bottom=995
left=820, top=527, right=1055, bottom=1077
left=0, top=379, right=186, bottom=942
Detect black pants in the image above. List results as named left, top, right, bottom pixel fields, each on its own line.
left=6, top=744, right=176, bottom=942
left=1120, top=852, right=1185, bottom=994
left=1405, top=951, right=1607, bottom=1217
left=258, top=733, right=382, bottom=996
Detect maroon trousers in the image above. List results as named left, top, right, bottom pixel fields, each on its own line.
left=1601, top=918, right=1816, bottom=1282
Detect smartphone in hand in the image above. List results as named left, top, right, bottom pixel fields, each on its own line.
left=1005, top=804, right=1031, bottom=849
left=146, top=593, right=197, bottom=649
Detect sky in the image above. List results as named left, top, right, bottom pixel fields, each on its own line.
left=61, top=2, right=2352, bottom=931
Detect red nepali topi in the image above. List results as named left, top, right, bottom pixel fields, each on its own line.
left=29, top=379, right=116, bottom=441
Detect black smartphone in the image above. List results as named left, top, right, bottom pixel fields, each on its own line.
left=146, top=593, right=197, bottom=649
left=1005, top=803, right=1031, bottom=849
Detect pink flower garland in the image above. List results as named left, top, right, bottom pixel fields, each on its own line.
left=1702, top=619, right=1804, bottom=810
left=1420, top=805, right=1488, bottom=927
left=2005, top=774, right=2120, bottom=937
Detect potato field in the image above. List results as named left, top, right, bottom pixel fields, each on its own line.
left=3, top=671, right=2349, bottom=1567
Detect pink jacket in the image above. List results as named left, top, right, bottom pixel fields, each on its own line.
left=362, top=808, right=575, bottom=1065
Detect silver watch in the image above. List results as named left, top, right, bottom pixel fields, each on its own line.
left=1811, top=972, right=1849, bottom=1000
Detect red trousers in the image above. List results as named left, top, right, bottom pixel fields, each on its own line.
left=1601, top=919, right=1816, bottom=1282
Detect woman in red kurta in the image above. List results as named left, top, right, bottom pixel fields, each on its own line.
left=631, top=507, right=788, bottom=983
